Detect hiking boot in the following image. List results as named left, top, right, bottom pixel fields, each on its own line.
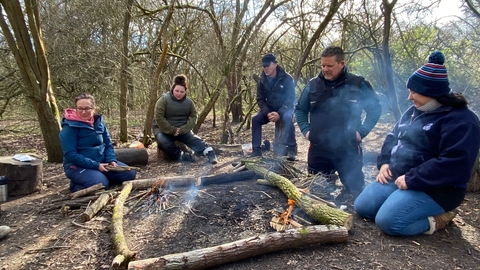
left=179, top=152, right=194, bottom=162
left=425, top=211, right=457, bottom=234
left=286, top=146, right=297, bottom=161
left=206, top=150, right=218, bottom=164
left=249, top=147, right=262, bottom=158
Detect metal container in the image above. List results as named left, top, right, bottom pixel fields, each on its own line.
left=0, top=176, right=7, bottom=202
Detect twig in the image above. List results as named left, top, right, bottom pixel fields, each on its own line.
left=253, top=190, right=272, bottom=199
left=198, top=189, right=216, bottom=198
left=299, top=189, right=337, bottom=208
left=72, top=220, right=99, bottom=229
left=25, top=245, right=71, bottom=254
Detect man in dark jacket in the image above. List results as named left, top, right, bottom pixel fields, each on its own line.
left=296, top=46, right=381, bottom=196
left=251, top=53, right=297, bottom=160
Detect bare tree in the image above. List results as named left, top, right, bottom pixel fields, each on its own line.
left=0, top=0, right=63, bottom=162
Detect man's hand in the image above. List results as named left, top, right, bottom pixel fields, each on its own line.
left=395, top=175, right=408, bottom=190
left=267, top=112, right=280, bottom=122
left=376, top=164, right=392, bottom=184
left=305, top=131, right=310, bottom=140
left=356, top=131, right=362, bottom=142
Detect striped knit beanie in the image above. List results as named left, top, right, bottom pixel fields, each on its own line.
left=406, top=51, right=450, bottom=97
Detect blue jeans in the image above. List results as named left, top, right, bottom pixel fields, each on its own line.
left=155, top=131, right=209, bottom=160
left=251, top=109, right=296, bottom=149
left=66, top=161, right=136, bottom=192
left=354, top=181, right=445, bottom=236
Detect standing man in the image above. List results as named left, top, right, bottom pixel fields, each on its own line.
left=295, top=46, right=381, bottom=196
left=251, top=53, right=297, bottom=160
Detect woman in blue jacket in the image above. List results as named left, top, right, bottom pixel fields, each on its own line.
left=354, top=51, right=480, bottom=236
left=59, top=93, right=136, bottom=192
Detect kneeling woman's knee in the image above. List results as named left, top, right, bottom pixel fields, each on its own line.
left=375, top=214, right=402, bottom=236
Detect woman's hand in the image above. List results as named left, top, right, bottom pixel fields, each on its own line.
left=376, top=164, right=392, bottom=184
left=109, top=161, right=118, bottom=167
left=395, top=175, right=408, bottom=190
left=98, top=163, right=109, bottom=172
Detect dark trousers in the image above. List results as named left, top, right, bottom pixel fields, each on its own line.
left=307, top=143, right=364, bottom=193
left=66, top=161, right=136, bottom=192
left=155, top=131, right=209, bottom=160
left=251, top=109, right=296, bottom=149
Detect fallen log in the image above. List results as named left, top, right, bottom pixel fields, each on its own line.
left=122, top=176, right=198, bottom=189
left=210, top=144, right=243, bottom=155
left=114, top=148, right=148, bottom=166
left=244, top=162, right=353, bottom=230
left=127, top=225, right=348, bottom=270
left=81, top=193, right=111, bottom=222
left=70, top=183, right=105, bottom=199
left=199, top=171, right=257, bottom=186
left=111, top=182, right=136, bottom=267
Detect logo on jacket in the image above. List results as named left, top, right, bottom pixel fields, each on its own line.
left=423, top=123, right=433, bottom=131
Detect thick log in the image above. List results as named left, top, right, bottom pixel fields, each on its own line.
left=244, top=163, right=353, bottom=230
left=81, top=193, right=111, bottom=222
left=114, top=148, right=148, bottom=166
left=210, top=144, right=242, bottom=155
left=122, top=176, right=198, bottom=189
left=111, top=182, right=136, bottom=267
left=0, top=155, right=43, bottom=196
left=199, top=171, right=257, bottom=185
left=70, top=183, right=105, bottom=199
left=105, top=165, right=141, bottom=172
left=273, top=121, right=287, bottom=155
left=127, top=225, right=348, bottom=270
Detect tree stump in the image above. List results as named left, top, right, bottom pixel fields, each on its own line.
left=273, top=121, right=287, bottom=155
left=0, top=155, right=43, bottom=196
left=114, top=148, right=148, bottom=166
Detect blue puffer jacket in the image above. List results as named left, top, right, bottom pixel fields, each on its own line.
left=377, top=105, right=480, bottom=191
left=59, top=114, right=117, bottom=171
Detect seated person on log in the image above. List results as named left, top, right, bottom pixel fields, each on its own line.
left=59, top=93, right=137, bottom=192
left=354, top=51, right=480, bottom=236
left=250, top=53, right=297, bottom=160
left=152, top=74, right=218, bottom=164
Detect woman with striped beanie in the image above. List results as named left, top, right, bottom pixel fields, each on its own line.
left=354, top=51, right=480, bottom=236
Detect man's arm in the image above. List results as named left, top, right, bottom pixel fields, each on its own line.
left=357, top=82, right=381, bottom=138
left=278, top=75, right=295, bottom=116
left=295, top=84, right=311, bottom=137
left=256, top=81, right=270, bottom=116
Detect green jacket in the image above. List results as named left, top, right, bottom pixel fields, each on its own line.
left=152, top=91, right=197, bottom=136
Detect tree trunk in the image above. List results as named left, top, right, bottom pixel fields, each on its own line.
left=119, top=0, right=134, bottom=143
left=127, top=225, right=348, bottom=270
left=244, top=162, right=353, bottom=230
left=0, top=0, right=63, bottom=163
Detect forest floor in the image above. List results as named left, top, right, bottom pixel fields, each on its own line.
left=0, top=115, right=479, bottom=270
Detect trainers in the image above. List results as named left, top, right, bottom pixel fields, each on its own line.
left=0, top=225, right=11, bottom=239
left=206, top=150, right=218, bottom=164
left=249, top=147, right=262, bottom=158
left=426, top=211, right=457, bottom=234
left=179, top=152, right=194, bottom=162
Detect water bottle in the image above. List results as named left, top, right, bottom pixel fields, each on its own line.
left=0, top=176, right=7, bottom=202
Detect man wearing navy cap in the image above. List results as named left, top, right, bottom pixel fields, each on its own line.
left=251, top=53, right=297, bottom=160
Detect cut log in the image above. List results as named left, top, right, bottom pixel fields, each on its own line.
left=273, top=121, right=287, bottom=155
left=199, top=171, right=257, bottom=186
left=0, top=155, right=43, bottom=196
left=81, top=193, right=111, bottom=222
left=105, top=165, right=141, bottom=172
left=111, top=182, right=136, bottom=267
left=244, top=162, right=353, bottom=230
left=70, top=183, right=105, bottom=199
left=127, top=225, right=348, bottom=270
left=122, top=176, right=198, bottom=189
left=114, top=148, right=148, bottom=166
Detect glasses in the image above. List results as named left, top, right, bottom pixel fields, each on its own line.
left=76, top=107, right=93, bottom=112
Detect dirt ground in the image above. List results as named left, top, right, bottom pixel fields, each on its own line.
left=0, top=117, right=479, bottom=270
